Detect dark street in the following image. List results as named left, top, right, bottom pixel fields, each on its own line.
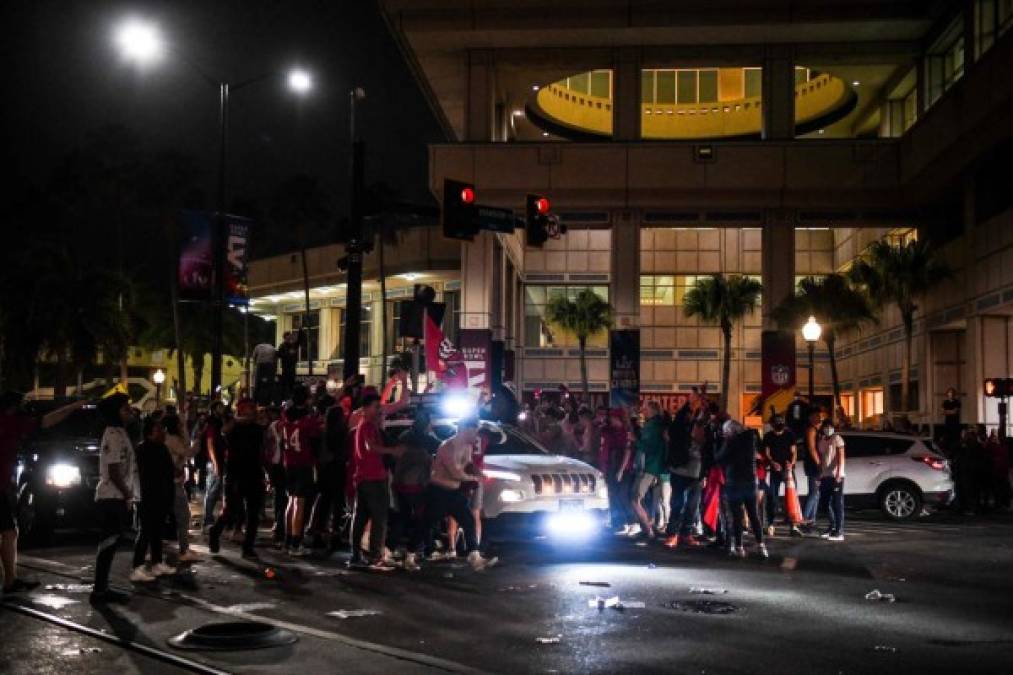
left=4, top=512, right=1013, bottom=675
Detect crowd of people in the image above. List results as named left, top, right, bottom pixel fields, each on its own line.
left=520, top=386, right=873, bottom=556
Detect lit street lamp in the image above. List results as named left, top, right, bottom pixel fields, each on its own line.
left=802, top=315, right=822, bottom=401
left=153, top=368, right=166, bottom=406
left=114, top=17, right=313, bottom=397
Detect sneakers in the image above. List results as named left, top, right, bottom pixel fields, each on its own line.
left=756, top=543, right=769, bottom=559
left=346, top=555, right=368, bottom=569
left=614, top=525, right=631, bottom=536
left=2, top=578, right=40, bottom=594
left=402, top=553, right=421, bottom=572
left=427, top=550, right=447, bottom=562
left=291, top=545, right=312, bottom=557
left=129, top=566, right=157, bottom=583
left=467, top=551, right=498, bottom=571
left=178, top=549, right=202, bottom=563
left=827, top=533, right=845, bottom=542
left=662, top=535, right=679, bottom=549
left=682, top=535, right=702, bottom=547
left=819, top=531, right=832, bottom=539
left=727, top=546, right=746, bottom=558
left=150, top=563, right=176, bottom=577
left=789, top=526, right=804, bottom=538
left=625, top=524, right=642, bottom=538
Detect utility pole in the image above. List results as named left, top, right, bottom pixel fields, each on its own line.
left=341, top=88, right=366, bottom=382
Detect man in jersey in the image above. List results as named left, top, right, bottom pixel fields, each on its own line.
left=281, top=385, right=323, bottom=555
left=348, top=392, right=403, bottom=570
left=446, top=424, right=494, bottom=557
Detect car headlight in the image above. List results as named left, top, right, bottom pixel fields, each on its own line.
left=500, top=489, right=524, bottom=503
left=483, top=469, right=522, bottom=482
left=46, top=463, right=82, bottom=489
left=442, top=393, right=477, bottom=418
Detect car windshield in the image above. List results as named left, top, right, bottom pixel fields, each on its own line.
left=36, top=408, right=104, bottom=441
left=486, top=427, right=550, bottom=456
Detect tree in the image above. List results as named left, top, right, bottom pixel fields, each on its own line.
left=848, top=238, right=952, bottom=412
left=772, top=274, right=875, bottom=408
left=545, top=288, right=612, bottom=400
left=684, top=274, right=763, bottom=411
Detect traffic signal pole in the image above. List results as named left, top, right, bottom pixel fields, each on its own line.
left=211, top=81, right=229, bottom=398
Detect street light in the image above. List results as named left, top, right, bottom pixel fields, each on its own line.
left=153, top=368, right=166, bottom=406
left=114, top=18, right=164, bottom=65
left=113, top=19, right=314, bottom=397
left=802, top=315, right=822, bottom=401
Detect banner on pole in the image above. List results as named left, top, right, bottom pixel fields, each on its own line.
left=424, top=305, right=467, bottom=389
left=459, top=329, right=492, bottom=393
left=225, top=215, right=252, bottom=306
left=761, top=330, right=796, bottom=400
left=178, top=210, right=213, bottom=301
left=609, top=329, right=640, bottom=409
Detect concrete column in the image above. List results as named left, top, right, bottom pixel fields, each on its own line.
left=459, top=233, right=495, bottom=331
left=370, top=297, right=385, bottom=382
left=761, top=50, right=795, bottom=140
left=963, top=0, right=977, bottom=65
left=761, top=213, right=796, bottom=329
left=611, top=212, right=640, bottom=329
left=612, top=47, right=641, bottom=141
left=465, top=50, right=495, bottom=142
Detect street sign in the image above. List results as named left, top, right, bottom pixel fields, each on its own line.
left=476, top=205, right=516, bottom=233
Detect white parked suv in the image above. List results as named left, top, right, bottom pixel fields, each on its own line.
left=384, top=408, right=609, bottom=537
left=793, top=431, right=953, bottom=520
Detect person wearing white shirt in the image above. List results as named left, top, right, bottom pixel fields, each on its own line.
left=816, top=418, right=847, bottom=541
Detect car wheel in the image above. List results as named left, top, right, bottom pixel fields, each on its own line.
left=17, top=486, right=54, bottom=545
left=878, top=482, right=922, bottom=521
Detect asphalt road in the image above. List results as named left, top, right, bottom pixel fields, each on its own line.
left=3, top=511, right=1013, bottom=675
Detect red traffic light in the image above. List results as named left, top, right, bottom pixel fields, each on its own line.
left=535, top=197, right=550, bottom=214
left=460, top=186, right=475, bottom=204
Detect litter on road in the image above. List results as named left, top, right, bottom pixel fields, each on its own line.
left=689, top=587, right=728, bottom=595
left=865, top=589, right=897, bottom=603
left=327, top=609, right=383, bottom=619
left=588, top=595, right=646, bottom=611
left=579, top=581, right=611, bottom=587
left=874, top=645, right=899, bottom=653
left=536, top=635, right=562, bottom=644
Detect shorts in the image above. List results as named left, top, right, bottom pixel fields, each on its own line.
left=634, top=472, right=660, bottom=501
left=467, top=481, right=484, bottom=512
left=0, top=484, right=17, bottom=531
left=286, top=465, right=316, bottom=499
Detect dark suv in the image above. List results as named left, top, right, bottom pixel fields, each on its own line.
left=16, top=405, right=105, bottom=542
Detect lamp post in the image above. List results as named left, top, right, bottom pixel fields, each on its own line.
left=153, top=368, right=166, bottom=407
left=113, top=18, right=313, bottom=397
left=341, top=87, right=367, bottom=382
left=802, top=315, right=822, bottom=402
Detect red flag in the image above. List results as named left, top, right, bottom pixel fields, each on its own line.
left=424, top=312, right=468, bottom=389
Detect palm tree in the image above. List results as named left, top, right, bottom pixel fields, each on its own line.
left=772, top=274, right=875, bottom=408
left=684, top=274, right=763, bottom=411
left=848, top=238, right=952, bottom=412
left=545, top=288, right=613, bottom=400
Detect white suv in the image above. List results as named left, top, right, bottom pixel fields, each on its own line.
left=793, top=431, right=953, bottom=520
left=384, top=414, right=609, bottom=537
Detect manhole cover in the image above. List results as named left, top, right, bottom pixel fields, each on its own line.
left=663, top=600, right=740, bottom=615
left=167, top=621, right=298, bottom=651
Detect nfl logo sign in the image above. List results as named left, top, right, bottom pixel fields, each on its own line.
left=771, top=364, right=790, bottom=386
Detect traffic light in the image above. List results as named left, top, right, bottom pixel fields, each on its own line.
left=525, top=193, right=551, bottom=247
left=984, top=378, right=1013, bottom=397
left=442, top=178, right=478, bottom=240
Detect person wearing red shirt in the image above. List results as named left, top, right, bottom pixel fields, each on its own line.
left=349, top=392, right=402, bottom=570
left=281, top=385, right=323, bottom=555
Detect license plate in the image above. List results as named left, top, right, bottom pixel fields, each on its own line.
left=559, top=499, right=583, bottom=512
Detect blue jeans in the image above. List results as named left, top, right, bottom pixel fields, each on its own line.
left=802, top=473, right=821, bottom=523
left=202, top=463, right=222, bottom=528
left=666, top=473, right=701, bottom=537
left=725, top=481, right=763, bottom=548
left=817, top=477, right=845, bottom=535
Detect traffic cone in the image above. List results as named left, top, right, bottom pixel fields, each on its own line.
left=784, top=472, right=803, bottom=525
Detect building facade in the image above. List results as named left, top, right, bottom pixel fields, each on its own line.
left=248, top=1, right=1013, bottom=431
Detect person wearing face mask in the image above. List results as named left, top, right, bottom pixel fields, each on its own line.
left=762, top=415, right=802, bottom=537
left=816, top=418, right=846, bottom=541
left=715, top=418, right=768, bottom=559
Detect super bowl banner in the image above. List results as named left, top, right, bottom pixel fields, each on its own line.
left=458, top=329, right=492, bottom=393
left=761, top=330, right=796, bottom=399
left=609, top=329, right=640, bottom=409
left=178, top=211, right=252, bottom=305
left=424, top=304, right=467, bottom=389
left=225, top=215, right=252, bottom=306
left=178, top=210, right=213, bottom=301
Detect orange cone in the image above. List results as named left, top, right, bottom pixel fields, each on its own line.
left=784, top=472, right=803, bottom=525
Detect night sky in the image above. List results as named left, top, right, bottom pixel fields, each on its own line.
left=3, top=0, right=444, bottom=256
